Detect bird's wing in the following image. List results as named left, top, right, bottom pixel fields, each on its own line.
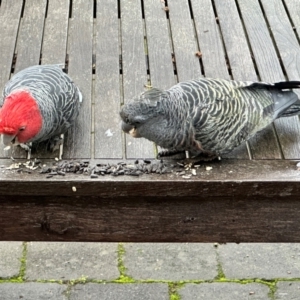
left=188, top=79, right=271, bottom=153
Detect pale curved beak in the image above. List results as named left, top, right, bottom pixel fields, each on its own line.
left=121, top=122, right=141, bottom=138
left=2, top=134, right=17, bottom=146
left=121, top=121, right=134, bottom=133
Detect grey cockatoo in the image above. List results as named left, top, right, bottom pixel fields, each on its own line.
left=120, top=78, right=300, bottom=159
left=0, top=64, right=82, bottom=158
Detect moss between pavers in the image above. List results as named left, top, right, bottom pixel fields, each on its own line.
left=0, top=241, right=27, bottom=283
left=0, top=241, right=299, bottom=300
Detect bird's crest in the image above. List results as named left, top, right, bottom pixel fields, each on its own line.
left=138, top=88, right=166, bottom=107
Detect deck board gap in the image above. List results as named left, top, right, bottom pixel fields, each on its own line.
left=140, top=0, right=145, bottom=19
left=187, top=0, right=205, bottom=76
left=92, top=54, right=96, bottom=74
left=91, top=74, right=95, bottom=159
left=118, top=18, right=122, bottom=76
left=68, top=0, right=73, bottom=19
left=211, top=0, right=233, bottom=79
left=187, top=0, right=194, bottom=19
left=282, top=0, right=300, bottom=46
left=118, top=0, right=120, bottom=19
left=20, top=0, right=25, bottom=18
left=164, top=0, right=169, bottom=19
left=11, top=53, right=17, bottom=74
left=271, top=122, right=285, bottom=159
left=64, top=53, right=69, bottom=73
left=257, top=0, right=289, bottom=80
left=93, top=0, right=96, bottom=19
left=165, top=9, right=178, bottom=77
left=45, top=0, right=49, bottom=18
left=234, top=0, right=261, bottom=80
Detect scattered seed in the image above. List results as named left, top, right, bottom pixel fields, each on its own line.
left=206, top=166, right=213, bottom=171
left=46, top=175, right=53, bottom=179
left=72, top=186, right=77, bottom=192
left=90, top=174, right=98, bottom=179
left=195, top=51, right=202, bottom=58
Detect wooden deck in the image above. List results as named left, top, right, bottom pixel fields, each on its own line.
left=1, top=0, right=300, bottom=242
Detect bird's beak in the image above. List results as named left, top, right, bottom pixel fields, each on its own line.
left=121, top=121, right=141, bottom=138
left=121, top=121, right=133, bottom=133
left=2, top=134, right=17, bottom=146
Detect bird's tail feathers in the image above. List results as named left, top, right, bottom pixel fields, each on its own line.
left=248, top=81, right=300, bottom=90
left=279, top=99, right=300, bottom=118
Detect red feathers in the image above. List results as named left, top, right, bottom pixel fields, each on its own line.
left=0, top=90, right=42, bottom=143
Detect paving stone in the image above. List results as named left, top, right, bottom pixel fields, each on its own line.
left=26, top=242, right=119, bottom=280
left=124, top=243, right=217, bottom=280
left=0, top=283, right=67, bottom=300
left=275, top=281, right=300, bottom=299
left=179, top=283, right=269, bottom=300
left=69, top=283, right=169, bottom=300
left=0, top=242, right=23, bottom=278
left=218, top=243, right=300, bottom=279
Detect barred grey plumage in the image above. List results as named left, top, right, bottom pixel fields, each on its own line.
left=120, top=78, right=300, bottom=158
left=0, top=64, right=82, bottom=148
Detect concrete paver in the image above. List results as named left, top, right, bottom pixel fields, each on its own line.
left=0, top=242, right=23, bottom=278
left=275, top=282, right=300, bottom=299
left=0, top=283, right=68, bottom=300
left=26, top=242, right=119, bottom=280
left=179, top=283, right=270, bottom=300
left=218, top=243, right=300, bottom=279
left=69, top=283, right=169, bottom=300
left=124, top=243, right=218, bottom=280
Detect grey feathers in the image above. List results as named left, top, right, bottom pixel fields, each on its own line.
left=120, top=78, right=300, bottom=157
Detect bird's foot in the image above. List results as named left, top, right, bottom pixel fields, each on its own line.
left=157, top=149, right=186, bottom=159
left=19, top=143, right=32, bottom=159
left=49, top=134, right=64, bottom=159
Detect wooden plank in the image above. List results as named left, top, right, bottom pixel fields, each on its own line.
left=1, top=194, right=300, bottom=242
left=214, top=0, right=281, bottom=160
left=94, top=0, right=122, bottom=158
left=260, top=0, right=300, bottom=159
left=2, top=0, right=47, bottom=159
left=0, top=0, right=23, bottom=158
left=41, top=0, right=69, bottom=65
left=0, top=0, right=22, bottom=92
left=121, top=0, right=154, bottom=159
left=0, top=159, right=300, bottom=242
left=64, top=0, right=93, bottom=159
left=143, top=0, right=175, bottom=89
left=29, top=0, right=70, bottom=159
left=191, top=0, right=229, bottom=79
left=0, top=159, right=299, bottom=194
left=14, top=0, right=47, bottom=73
left=284, top=0, right=300, bottom=30
left=167, top=0, right=202, bottom=81
left=236, top=0, right=286, bottom=160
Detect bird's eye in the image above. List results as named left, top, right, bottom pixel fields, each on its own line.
left=125, top=118, right=130, bottom=123
left=19, top=126, right=26, bottom=132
